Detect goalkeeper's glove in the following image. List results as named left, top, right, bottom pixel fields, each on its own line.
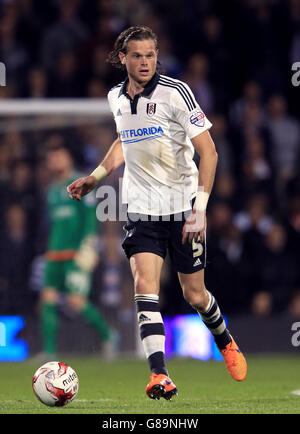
left=74, top=236, right=99, bottom=272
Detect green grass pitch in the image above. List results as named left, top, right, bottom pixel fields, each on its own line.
left=0, top=354, right=300, bottom=414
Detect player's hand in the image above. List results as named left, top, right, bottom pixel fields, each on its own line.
left=67, top=176, right=98, bottom=201
left=182, top=210, right=206, bottom=244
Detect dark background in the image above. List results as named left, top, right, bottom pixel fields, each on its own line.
left=0, top=0, right=299, bottom=354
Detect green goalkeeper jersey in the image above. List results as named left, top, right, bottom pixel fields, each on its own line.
left=46, top=171, right=98, bottom=258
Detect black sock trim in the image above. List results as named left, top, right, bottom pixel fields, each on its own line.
left=214, top=330, right=232, bottom=349
left=140, top=323, right=165, bottom=340
left=148, top=352, right=168, bottom=376
left=136, top=300, right=159, bottom=312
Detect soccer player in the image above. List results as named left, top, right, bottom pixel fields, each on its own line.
left=67, top=26, right=247, bottom=400
left=40, top=143, right=113, bottom=359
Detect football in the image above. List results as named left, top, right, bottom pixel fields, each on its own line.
left=32, top=361, right=79, bottom=407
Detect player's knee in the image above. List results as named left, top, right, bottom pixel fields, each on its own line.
left=182, top=284, right=209, bottom=310
left=41, top=288, right=59, bottom=305
left=134, top=274, right=159, bottom=295
left=67, top=295, right=86, bottom=311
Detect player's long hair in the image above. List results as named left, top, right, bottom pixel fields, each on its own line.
left=107, top=25, right=163, bottom=72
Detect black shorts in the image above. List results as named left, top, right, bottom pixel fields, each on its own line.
left=121, top=210, right=206, bottom=274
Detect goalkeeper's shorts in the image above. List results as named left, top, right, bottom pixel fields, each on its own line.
left=43, top=259, right=92, bottom=296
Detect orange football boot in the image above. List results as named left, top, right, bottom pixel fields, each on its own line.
left=146, top=373, right=178, bottom=400
left=219, top=335, right=247, bottom=381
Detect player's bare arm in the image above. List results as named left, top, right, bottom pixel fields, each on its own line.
left=182, top=130, right=218, bottom=244
left=67, top=134, right=124, bottom=201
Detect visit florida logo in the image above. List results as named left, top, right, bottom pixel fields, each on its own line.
left=120, top=126, right=164, bottom=143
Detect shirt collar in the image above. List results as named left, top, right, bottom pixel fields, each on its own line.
left=118, top=72, right=160, bottom=98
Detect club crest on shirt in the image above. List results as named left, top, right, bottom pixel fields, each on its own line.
left=146, top=102, right=156, bottom=117
left=190, top=110, right=205, bottom=127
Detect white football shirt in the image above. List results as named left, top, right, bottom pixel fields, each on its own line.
left=107, top=72, right=212, bottom=215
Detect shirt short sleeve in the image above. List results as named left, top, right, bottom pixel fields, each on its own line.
left=107, top=90, right=120, bottom=132
left=170, top=82, right=212, bottom=139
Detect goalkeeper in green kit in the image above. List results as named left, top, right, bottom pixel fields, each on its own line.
left=39, top=143, right=112, bottom=359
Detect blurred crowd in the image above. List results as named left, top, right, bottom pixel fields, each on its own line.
left=0, top=0, right=300, bottom=320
